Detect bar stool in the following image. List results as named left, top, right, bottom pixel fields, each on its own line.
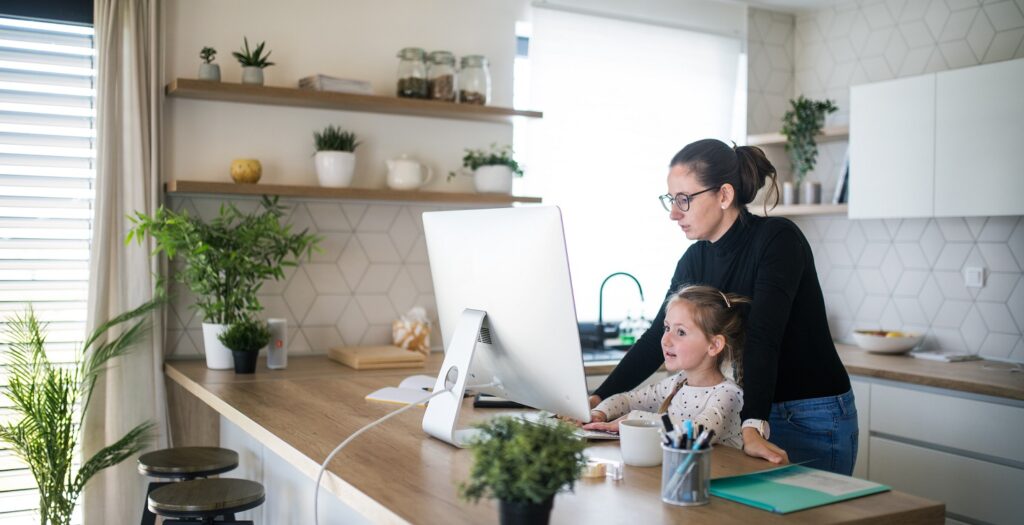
left=138, top=447, right=239, bottom=525
left=147, top=478, right=265, bottom=524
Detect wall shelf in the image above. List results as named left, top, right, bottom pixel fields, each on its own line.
left=165, top=78, right=543, bottom=124
left=164, top=180, right=542, bottom=205
left=747, top=125, right=849, bottom=147
left=750, top=203, right=848, bottom=217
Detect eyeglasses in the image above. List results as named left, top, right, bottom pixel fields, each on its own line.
left=658, top=186, right=719, bottom=212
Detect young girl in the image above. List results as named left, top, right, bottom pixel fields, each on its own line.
left=583, top=285, right=749, bottom=449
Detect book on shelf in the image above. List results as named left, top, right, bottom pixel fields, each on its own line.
left=298, top=74, right=373, bottom=95
left=832, top=147, right=849, bottom=204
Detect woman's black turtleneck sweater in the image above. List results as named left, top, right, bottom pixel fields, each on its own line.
left=594, top=208, right=851, bottom=421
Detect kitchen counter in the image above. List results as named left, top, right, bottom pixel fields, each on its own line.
left=165, top=355, right=943, bottom=524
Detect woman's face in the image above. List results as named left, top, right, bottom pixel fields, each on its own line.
left=661, top=301, right=714, bottom=372
left=665, top=164, right=731, bottom=242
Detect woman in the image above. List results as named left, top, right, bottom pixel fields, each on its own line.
left=591, top=138, right=858, bottom=475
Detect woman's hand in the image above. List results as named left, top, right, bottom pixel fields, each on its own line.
left=582, top=414, right=623, bottom=433
left=742, top=427, right=789, bottom=465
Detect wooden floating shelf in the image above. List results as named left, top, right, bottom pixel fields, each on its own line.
left=750, top=203, right=848, bottom=217
left=165, top=78, right=543, bottom=124
left=747, top=125, right=849, bottom=147
left=165, top=180, right=543, bottom=205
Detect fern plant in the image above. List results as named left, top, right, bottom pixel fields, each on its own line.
left=781, top=96, right=838, bottom=185
left=232, top=37, right=274, bottom=68
left=0, top=297, right=163, bottom=525
left=200, top=46, right=216, bottom=64
left=314, top=125, right=360, bottom=152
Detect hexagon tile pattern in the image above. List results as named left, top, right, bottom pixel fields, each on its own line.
left=749, top=8, right=797, bottom=134
left=164, top=196, right=491, bottom=359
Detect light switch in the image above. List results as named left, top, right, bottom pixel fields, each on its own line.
left=963, top=266, right=985, bottom=288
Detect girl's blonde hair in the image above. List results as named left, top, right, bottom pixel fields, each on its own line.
left=666, top=285, right=751, bottom=386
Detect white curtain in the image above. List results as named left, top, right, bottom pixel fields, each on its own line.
left=524, top=8, right=745, bottom=322
left=83, top=1, right=166, bottom=523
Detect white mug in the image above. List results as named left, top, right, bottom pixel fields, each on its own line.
left=619, top=419, right=663, bottom=467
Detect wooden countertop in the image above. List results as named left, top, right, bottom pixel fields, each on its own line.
left=166, top=355, right=943, bottom=525
left=836, top=344, right=1024, bottom=401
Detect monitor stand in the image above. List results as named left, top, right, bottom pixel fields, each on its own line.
left=422, top=308, right=491, bottom=447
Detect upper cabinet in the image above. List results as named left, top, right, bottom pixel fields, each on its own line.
left=849, top=58, right=1024, bottom=219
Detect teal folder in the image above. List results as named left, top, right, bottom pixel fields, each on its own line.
left=710, top=464, right=890, bottom=514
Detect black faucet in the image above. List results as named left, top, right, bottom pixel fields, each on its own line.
left=596, top=271, right=645, bottom=346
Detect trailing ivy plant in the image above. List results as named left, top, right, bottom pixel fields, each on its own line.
left=126, top=195, right=320, bottom=325
left=448, top=144, right=524, bottom=181
left=0, top=296, right=164, bottom=525
left=314, top=125, right=360, bottom=152
left=459, top=416, right=587, bottom=505
left=781, top=96, right=838, bottom=185
left=232, top=37, right=274, bottom=68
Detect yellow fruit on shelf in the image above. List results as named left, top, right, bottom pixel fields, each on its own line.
left=885, top=331, right=905, bottom=338
left=230, top=158, right=262, bottom=184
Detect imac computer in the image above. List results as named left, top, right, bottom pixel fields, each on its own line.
left=421, top=206, right=592, bottom=447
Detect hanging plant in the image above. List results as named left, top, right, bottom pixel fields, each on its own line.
left=781, top=96, right=837, bottom=185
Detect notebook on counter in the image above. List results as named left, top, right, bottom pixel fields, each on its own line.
left=710, top=464, right=889, bottom=514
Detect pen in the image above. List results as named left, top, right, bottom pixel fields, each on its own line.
left=666, top=429, right=716, bottom=494
left=660, top=414, right=676, bottom=447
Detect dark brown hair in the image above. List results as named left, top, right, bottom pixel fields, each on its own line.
left=669, top=138, right=779, bottom=214
left=666, top=284, right=751, bottom=386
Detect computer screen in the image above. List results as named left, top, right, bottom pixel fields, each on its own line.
left=421, top=206, right=592, bottom=446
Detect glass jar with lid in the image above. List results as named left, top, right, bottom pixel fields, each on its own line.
left=396, top=47, right=428, bottom=99
left=427, top=50, right=457, bottom=102
left=458, top=55, right=490, bottom=105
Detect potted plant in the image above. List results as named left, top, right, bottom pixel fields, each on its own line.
left=0, top=297, right=162, bottom=525
left=459, top=416, right=587, bottom=525
left=127, top=196, right=319, bottom=369
left=781, top=96, right=837, bottom=204
left=219, top=317, right=271, bottom=373
left=448, top=144, right=524, bottom=194
left=198, top=46, right=220, bottom=81
left=232, top=37, right=274, bottom=85
left=313, top=125, right=359, bottom=187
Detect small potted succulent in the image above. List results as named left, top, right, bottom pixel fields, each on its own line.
left=781, top=96, right=837, bottom=204
left=313, top=125, right=359, bottom=187
left=198, top=46, right=220, bottom=81
left=459, top=416, right=587, bottom=525
left=218, top=317, right=272, bottom=374
left=232, top=37, right=274, bottom=85
left=448, top=144, right=524, bottom=194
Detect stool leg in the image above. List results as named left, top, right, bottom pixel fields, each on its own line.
left=140, top=481, right=174, bottom=525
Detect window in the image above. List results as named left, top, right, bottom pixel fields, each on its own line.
left=0, top=16, right=95, bottom=523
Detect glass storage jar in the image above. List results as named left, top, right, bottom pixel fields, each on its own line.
left=396, top=47, right=428, bottom=99
left=427, top=50, right=457, bottom=102
left=458, top=55, right=490, bottom=105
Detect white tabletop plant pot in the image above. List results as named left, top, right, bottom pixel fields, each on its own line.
left=313, top=124, right=360, bottom=187
left=450, top=144, right=523, bottom=195
left=472, top=165, right=514, bottom=194
left=233, top=37, right=274, bottom=87
left=198, top=46, right=220, bottom=81
left=201, top=323, right=233, bottom=369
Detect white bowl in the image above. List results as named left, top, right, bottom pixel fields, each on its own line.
left=852, top=330, right=924, bottom=354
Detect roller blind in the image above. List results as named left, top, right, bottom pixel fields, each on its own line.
left=0, top=15, right=95, bottom=523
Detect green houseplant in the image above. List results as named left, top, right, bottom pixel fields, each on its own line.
left=459, top=416, right=587, bottom=525
left=448, top=144, right=523, bottom=194
left=313, top=125, right=360, bottom=187
left=233, top=37, right=274, bottom=85
left=127, top=195, right=319, bottom=369
left=781, top=96, right=838, bottom=196
left=219, top=317, right=271, bottom=374
left=0, top=297, right=162, bottom=525
left=198, top=46, right=220, bottom=81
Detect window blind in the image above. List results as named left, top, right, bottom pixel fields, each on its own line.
left=0, top=16, right=94, bottom=523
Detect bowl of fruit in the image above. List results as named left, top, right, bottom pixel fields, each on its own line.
left=852, top=330, right=924, bottom=354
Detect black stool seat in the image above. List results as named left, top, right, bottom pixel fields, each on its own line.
left=148, top=478, right=265, bottom=519
left=138, top=446, right=238, bottom=479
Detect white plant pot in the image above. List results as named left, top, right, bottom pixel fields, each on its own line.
left=198, top=63, right=221, bottom=81
left=472, top=165, right=514, bottom=194
left=315, top=151, right=356, bottom=187
left=201, top=323, right=233, bottom=370
left=241, top=66, right=264, bottom=85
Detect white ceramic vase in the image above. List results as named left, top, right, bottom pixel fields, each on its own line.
left=472, top=165, right=513, bottom=194
left=801, top=181, right=822, bottom=204
left=315, top=151, right=356, bottom=187
left=198, top=63, right=221, bottom=81
left=201, top=323, right=233, bottom=370
left=241, top=66, right=264, bottom=85
left=782, top=181, right=798, bottom=205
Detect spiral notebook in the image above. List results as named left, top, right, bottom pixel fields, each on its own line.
left=710, top=464, right=889, bottom=514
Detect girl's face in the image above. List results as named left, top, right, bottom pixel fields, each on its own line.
left=661, top=301, right=717, bottom=372
left=665, top=165, right=731, bottom=242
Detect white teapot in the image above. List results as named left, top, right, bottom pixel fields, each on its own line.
left=386, top=154, right=434, bottom=190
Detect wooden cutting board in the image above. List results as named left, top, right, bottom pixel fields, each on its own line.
left=327, top=345, right=427, bottom=370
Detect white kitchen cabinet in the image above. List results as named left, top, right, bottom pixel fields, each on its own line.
left=849, top=74, right=935, bottom=219
left=935, top=58, right=1024, bottom=217
left=850, top=378, right=870, bottom=479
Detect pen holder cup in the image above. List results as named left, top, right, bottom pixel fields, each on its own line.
left=661, top=445, right=711, bottom=506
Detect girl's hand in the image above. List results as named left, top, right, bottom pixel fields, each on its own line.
left=589, top=410, right=607, bottom=423
left=583, top=415, right=625, bottom=433
left=742, top=428, right=790, bottom=465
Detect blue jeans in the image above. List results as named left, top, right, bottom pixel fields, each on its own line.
left=767, top=389, right=858, bottom=475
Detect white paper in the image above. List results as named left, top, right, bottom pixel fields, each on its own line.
left=399, top=374, right=437, bottom=391
left=771, top=468, right=882, bottom=497
left=365, top=387, right=431, bottom=406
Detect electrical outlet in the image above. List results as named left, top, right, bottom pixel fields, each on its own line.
left=963, top=266, right=985, bottom=288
